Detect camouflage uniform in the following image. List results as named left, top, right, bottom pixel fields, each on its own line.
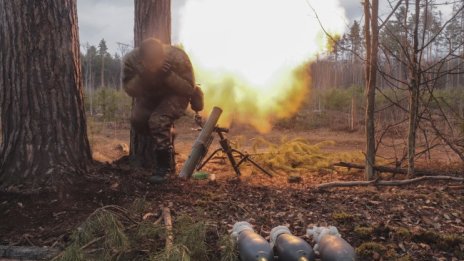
left=122, top=45, right=195, bottom=150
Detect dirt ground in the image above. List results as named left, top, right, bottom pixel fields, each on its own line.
left=1, top=119, right=463, bottom=260
left=89, top=117, right=460, bottom=166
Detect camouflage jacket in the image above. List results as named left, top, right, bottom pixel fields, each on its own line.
left=122, top=46, right=195, bottom=99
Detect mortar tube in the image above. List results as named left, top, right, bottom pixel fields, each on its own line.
left=179, top=106, right=222, bottom=178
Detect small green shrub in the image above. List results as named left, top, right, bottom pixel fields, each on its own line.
left=85, top=88, right=132, bottom=122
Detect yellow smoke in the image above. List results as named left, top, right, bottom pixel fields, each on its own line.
left=179, top=0, right=346, bottom=132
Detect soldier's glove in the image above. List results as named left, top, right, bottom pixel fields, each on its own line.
left=158, top=61, right=173, bottom=78
left=190, top=85, right=204, bottom=112
left=194, top=113, right=203, bottom=127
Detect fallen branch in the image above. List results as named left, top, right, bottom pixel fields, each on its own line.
left=333, top=162, right=463, bottom=176
left=447, top=185, right=464, bottom=190
left=0, top=245, right=59, bottom=260
left=162, top=206, right=173, bottom=252
left=317, top=175, right=464, bottom=189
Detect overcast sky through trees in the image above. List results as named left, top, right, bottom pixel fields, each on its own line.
left=77, top=0, right=366, bottom=54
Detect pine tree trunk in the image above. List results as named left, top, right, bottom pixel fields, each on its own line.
left=130, top=0, right=171, bottom=168
left=100, top=54, right=105, bottom=87
left=0, top=0, right=92, bottom=190
left=364, top=0, right=378, bottom=180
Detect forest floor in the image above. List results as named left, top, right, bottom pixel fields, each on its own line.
left=0, top=119, right=463, bottom=260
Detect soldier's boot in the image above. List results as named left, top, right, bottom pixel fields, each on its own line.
left=149, top=147, right=174, bottom=184
left=170, top=124, right=176, bottom=175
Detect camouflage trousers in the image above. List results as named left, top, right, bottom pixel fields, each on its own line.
left=131, top=95, right=189, bottom=150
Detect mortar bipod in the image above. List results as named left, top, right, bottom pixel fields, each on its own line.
left=196, top=125, right=273, bottom=178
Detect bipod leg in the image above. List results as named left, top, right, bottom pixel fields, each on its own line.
left=219, top=139, right=242, bottom=177
left=197, top=148, right=222, bottom=171
left=232, top=149, right=273, bottom=177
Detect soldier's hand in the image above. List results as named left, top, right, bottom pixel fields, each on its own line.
left=159, top=61, right=172, bottom=78
left=194, top=113, right=203, bottom=127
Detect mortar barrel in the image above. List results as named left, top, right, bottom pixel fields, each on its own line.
left=179, top=106, right=222, bottom=178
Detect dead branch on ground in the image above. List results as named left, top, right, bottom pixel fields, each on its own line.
left=333, top=161, right=462, bottom=176
left=0, top=245, right=59, bottom=260
left=162, top=206, right=173, bottom=252
left=317, top=175, right=464, bottom=190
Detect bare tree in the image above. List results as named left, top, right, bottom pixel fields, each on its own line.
left=406, top=0, right=421, bottom=176
left=376, top=0, right=464, bottom=174
left=0, top=0, right=92, bottom=190
left=117, top=42, right=132, bottom=90
left=364, top=0, right=380, bottom=180
left=306, top=0, right=464, bottom=178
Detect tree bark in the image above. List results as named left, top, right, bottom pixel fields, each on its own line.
left=0, top=0, right=92, bottom=190
left=364, top=0, right=379, bottom=180
left=407, top=0, right=421, bottom=177
left=129, top=0, right=172, bottom=168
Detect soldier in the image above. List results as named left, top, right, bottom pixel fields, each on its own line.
left=122, top=38, right=204, bottom=184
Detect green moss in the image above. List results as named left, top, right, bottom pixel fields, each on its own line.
left=437, top=234, right=464, bottom=258
left=332, top=212, right=354, bottom=223
left=394, top=227, right=411, bottom=239
left=354, top=226, right=373, bottom=239
left=356, top=242, right=387, bottom=258
left=437, top=233, right=464, bottom=250
left=412, top=230, right=440, bottom=244
left=413, top=230, right=464, bottom=256
left=356, top=242, right=396, bottom=260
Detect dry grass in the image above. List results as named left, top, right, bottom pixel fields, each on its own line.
left=57, top=207, right=130, bottom=260
left=219, top=235, right=238, bottom=261
left=54, top=203, right=230, bottom=261
left=252, top=137, right=364, bottom=173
